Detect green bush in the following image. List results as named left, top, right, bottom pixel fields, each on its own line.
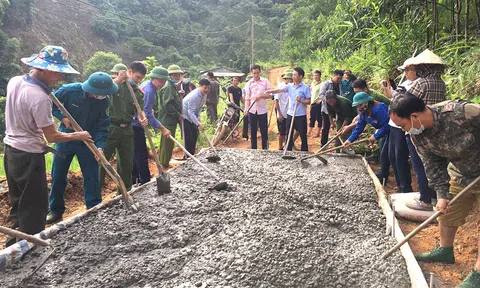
left=83, top=51, right=123, bottom=78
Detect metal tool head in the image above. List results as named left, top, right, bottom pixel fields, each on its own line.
left=316, top=156, right=328, bottom=165
left=156, top=173, right=171, bottom=196
left=282, top=155, right=297, bottom=160
left=211, top=181, right=228, bottom=191
left=300, top=159, right=311, bottom=168
left=342, top=147, right=355, bottom=156
left=206, top=155, right=221, bottom=163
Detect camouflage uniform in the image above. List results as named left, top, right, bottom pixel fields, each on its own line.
left=411, top=100, right=480, bottom=226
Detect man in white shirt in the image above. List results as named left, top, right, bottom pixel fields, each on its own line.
left=274, top=71, right=293, bottom=150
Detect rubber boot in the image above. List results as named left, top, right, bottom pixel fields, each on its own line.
left=415, top=246, right=455, bottom=264
left=46, top=212, right=63, bottom=225
left=457, top=269, right=480, bottom=288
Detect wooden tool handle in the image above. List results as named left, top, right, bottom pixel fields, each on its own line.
left=283, top=100, right=298, bottom=156
left=383, top=175, right=480, bottom=259
left=318, top=138, right=370, bottom=155
left=0, top=226, right=50, bottom=246
left=49, top=93, right=134, bottom=211
left=125, top=81, right=164, bottom=174
left=202, top=129, right=217, bottom=153
left=169, top=135, right=219, bottom=180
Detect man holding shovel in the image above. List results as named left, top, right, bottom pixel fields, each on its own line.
left=99, top=61, right=148, bottom=195
left=182, top=79, right=211, bottom=156
left=132, top=67, right=172, bottom=187
left=158, top=65, right=183, bottom=170
left=46, top=72, right=118, bottom=224
left=389, top=94, right=480, bottom=288
left=267, top=67, right=311, bottom=151
left=3, top=46, right=93, bottom=247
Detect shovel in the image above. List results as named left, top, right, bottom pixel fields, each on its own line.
left=382, top=175, right=480, bottom=259
left=201, top=129, right=221, bottom=163
left=299, top=131, right=343, bottom=168
left=126, top=81, right=171, bottom=195
left=169, top=135, right=228, bottom=191
left=223, top=99, right=257, bottom=145
left=49, top=93, right=138, bottom=212
left=301, top=138, right=369, bottom=168
left=282, top=100, right=299, bottom=160
left=0, top=225, right=50, bottom=247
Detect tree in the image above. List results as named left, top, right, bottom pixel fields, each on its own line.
left=83, top=52, right=123, bottom=77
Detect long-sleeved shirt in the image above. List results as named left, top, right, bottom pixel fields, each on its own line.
left=283, top=81, right=311, bottom=117
left=341, top=79, right=355, bottom=102
left=274, top=81, right=288, bottom=118
left=182, top=88, right=207, bottom=126
left=347, top=102, right=390, bottom=142
left=132, top=80, right=162, bottom=128
left=319, top=79, right=342, bottom=114
left=158, top=80, right=182, bottom=126
left=52, top=83, right=110, bottom=148
left=392, top=64, right=446, bottom=105
left=328, top=96, right=357, bottom=121
left=109, top=81, right=143, bottom=126
left=245, top=77, right=271, bottom=115
left=411, top=100, right=480, bottom=199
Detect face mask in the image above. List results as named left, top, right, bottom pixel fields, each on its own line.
left=408, top=117, right=425, bottom=135
left=183, top=78, right=190, bottom=84
left=92, top=94, right=107, bottom=100
left=358, top=104, right=367, bottom=113
left=171, top=79, right=178, bottom=84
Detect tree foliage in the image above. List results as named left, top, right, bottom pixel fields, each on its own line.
left=83, top=51, right=123, bottom=77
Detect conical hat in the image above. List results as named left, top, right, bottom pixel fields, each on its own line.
left=410, top=49, right=446, bottom=65
left=397, top=58, right=415, bottom=71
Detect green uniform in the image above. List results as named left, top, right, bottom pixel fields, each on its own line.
left=328, top=96, right=357, bottom=146
left=157, top=80, right=182, bottom=167
left=368, top=90, right=391, bottom=106
left=99, top=81, right=144, bottom=193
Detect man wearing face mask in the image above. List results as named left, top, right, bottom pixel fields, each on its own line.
left=389, top=94, right=480, bottom=288
left=131, top=67, right=172, bottom=187
left=47, top=72, right=118, bottom=224
left=158, top=65, right=184, bottom=170
left=99, top=61, right=149, bottom=196
left=180, top=71, right=196, bottom=96
left=343, top=92, right=390, bottom=180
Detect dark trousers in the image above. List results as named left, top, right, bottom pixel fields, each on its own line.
left=388, top=127, right=413, bottom=192
left=184, top=119, right=199, bottom=156
left=309, top=103, right=322, bottom=128
left=321, top=112, right=331, bottom=146
left=207, top=103, right=218, bottom=123
left=249, top=112, right=268, bottom=149
left=5, top=145, right=48, bottom=235
left=406, top=134, right=436, bottom=203
left=132, top=126, right=151, bottom=186
left=242, top=114, right=249, bottom=139
left=378, top=135, right=391, bottom=182
left=287, top=115, right=308, bottom=151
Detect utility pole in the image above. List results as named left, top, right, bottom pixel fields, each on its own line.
left=250, top=15, right=254, bottom=68
left=280, top=25, right=283, bottom=59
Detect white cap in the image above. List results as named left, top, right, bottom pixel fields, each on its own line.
left=397, top=57, right=415, bottom=71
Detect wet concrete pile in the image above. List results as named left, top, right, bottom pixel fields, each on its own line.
left=2, top=149, right=410, bottom=287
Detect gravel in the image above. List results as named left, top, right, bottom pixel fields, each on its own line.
left=2, top=148, right=410, bottom=288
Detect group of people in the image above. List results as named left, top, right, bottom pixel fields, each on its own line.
left=2, top=44, right=480, bottom=287
left=2, top=45, right=222, bottom=246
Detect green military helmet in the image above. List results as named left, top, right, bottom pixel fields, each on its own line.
left=82, top=72, right=118, bottom=95
left=110, top=63, right=127, bottom=73
left=167, top=64, right=183, bottom=75
left=149, top=67, right=169, bottom=80
left=283, top=72, right=293, bottom=79
left=352, top=92, right=373, bottom=107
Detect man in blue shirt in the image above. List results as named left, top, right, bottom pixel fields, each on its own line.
left=132, top=67, right=171, bottom=186
left=182, top=79, right=211, bottom=156
left=267, top=67, right=311, bottom=151
left=47, top=72, right=117, bottom=224
left=343, top=92, right=391, bottom=181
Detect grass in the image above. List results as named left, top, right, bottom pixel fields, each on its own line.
left=0, top=153, right=81, bottom=177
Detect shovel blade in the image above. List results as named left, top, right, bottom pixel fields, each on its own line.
left=316, top=156, right=328, bottom=165
left=301, top=159, right=311, bottom=168
left=211, top=181, right=228, bottom=191
left=156, top=173, right=171, bottom=195
left=342, top=148, right=355, bottom=156
left=207, top=155, right=221, bottom=163
left=282, top=155, right=297, bottom=160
